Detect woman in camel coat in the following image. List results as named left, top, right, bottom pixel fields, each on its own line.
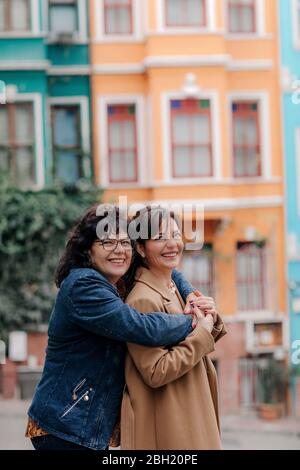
left=121, top=207, right=227, bottom=450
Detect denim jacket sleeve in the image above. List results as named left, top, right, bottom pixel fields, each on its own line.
left=66, top=272, right=193, bottom=347
left=171, top=269, right=195, bottom=300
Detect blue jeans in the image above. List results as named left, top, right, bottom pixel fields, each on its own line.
left=31, top=435, right=100, bottom=451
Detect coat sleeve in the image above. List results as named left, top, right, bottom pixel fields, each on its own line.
left=172, top=269, right=195, bottom=300
left=211, top=314, right=227, bottom=343
left=66, top=272, right=193, bottom=346
left=127, top=296, right=215, bottom=389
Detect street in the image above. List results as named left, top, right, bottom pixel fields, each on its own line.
left=0, top=400, right=299, bottom=450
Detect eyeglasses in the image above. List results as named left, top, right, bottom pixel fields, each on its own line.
left=96, top=239, right=133, bottom=252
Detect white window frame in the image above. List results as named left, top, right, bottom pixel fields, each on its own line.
left=156, top=0, right=217, bottom=34
left=46, top=0, right=88, bottom=43
left=47, top=96, right=91, bottom=180
left=224, top=0, right=266, bottom=39
left=98, top=95, right=146, bottom=188
left=245, top=317, right=289, bottom=354
left=161, top=90, right=221, bottom=184
left=94, top=0, right=144, bottom=43
left=292, top=0, right=300, bottom=49
left=1, top=92, right=45, bottom=189
left=236, top=241, right=267, bottom=313
left=0, top=0, right=41, bottom=36
left=227, top=91, right=271, bottom=180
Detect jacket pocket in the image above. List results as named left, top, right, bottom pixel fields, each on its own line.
left=59, top=378, right=93, bottom=419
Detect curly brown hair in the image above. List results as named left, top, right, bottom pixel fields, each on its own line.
left=55, top=204, right=128, bottom=287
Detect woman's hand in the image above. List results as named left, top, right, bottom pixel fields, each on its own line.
left=189, top=305, right=204, bottom=329
left=185, top=291, right=218, bottom=324
left=199, top=313, right=214, bottom=333
left=189, top=305, right=214, bottom=333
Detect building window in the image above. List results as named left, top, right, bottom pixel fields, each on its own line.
left=165, top=0, right=206, bottom=27
left=0, top=103, right=35, bottom=187
left=0, top=0, right=31, bottom=32
left=170, top=99, right=212, bottom=178
left=181, top=244, right=214, bottom=297
left=107, top=104, right=138, bottom=183
left=49, top=0, right=78, bottom=34
left=253, top=322, right=284, bottom=350
left=228, top=0, right=256, bottom=33
left=294, top=0, right=300, bottom=45
left=51, top=105, right=83, bottom=185
left=232, top=101, right=261, bottom=177
left=104, top=0, right=133, bottom=35
left=236, top=242, right=266, bottom=311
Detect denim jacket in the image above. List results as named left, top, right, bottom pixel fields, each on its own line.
left=28, top=268, right=194, bottom=450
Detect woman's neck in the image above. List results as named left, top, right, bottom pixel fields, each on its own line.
left=147, top=266, right=173, bottom=288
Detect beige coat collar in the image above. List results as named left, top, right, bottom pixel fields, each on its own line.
left=134, top=267, right=177, bottom=303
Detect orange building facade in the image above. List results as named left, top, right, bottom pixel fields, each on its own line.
left=90, top=0, right=288, bottom=414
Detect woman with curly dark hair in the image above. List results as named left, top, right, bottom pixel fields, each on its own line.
left=25, top=203, right=203, bottom=450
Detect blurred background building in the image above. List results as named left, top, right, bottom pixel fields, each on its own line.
left=91, top=0, right=289, bottom=416
left=280, top=0, right=300, bottom=416
left=0, top=0, right=299, bottom=423
left=0, top=0, right=92, bottom=188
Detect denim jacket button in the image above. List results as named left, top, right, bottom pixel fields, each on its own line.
left=84, top=394, right=89, bottom=401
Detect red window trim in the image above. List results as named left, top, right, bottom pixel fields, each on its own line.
left=232, top=101, right=261, bottom=178
left=107, top=105, right=138, bottom=184
left=165, top=0, right=207, bottom=28
left=103, top=0, right=133, bottom=35
left=170, top=99, right=213, bottom=178
left=228, top=0, right=256, bottom=34
left=0, top=0, right=31, bottom=32
left=236, top=242, right=266, bottom=311
left=0, top=102, right=35, bottom=182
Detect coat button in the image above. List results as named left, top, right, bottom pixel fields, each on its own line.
left=84, top=394, right=89, bottom=401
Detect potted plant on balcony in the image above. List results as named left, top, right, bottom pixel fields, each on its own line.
left=256, top=357, right=287, bottom=420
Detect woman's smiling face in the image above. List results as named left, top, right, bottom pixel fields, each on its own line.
left=89, top=231, right=133, bottom=284
left=137, top=218, right=184, bottom=272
